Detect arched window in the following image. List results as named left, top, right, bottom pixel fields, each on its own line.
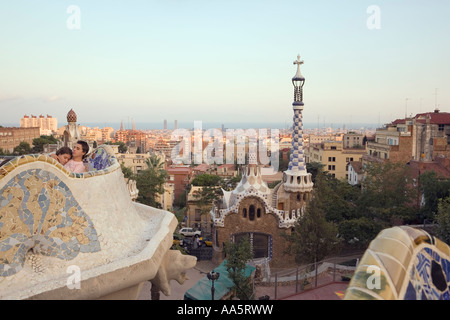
left=243, top=208, right=247, bottom=218
left=257, top=208, right=261, bottom=218
left=249, top=205, right=255, bottom=221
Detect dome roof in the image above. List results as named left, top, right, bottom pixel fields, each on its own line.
left=67, top=109, right=77, bottom=123
left=232, top=165, right=270, bottom=196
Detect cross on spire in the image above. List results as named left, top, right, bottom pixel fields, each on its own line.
left=294, top=54, right=304, bottom=67
left=292, top=54, right=305, bottom=82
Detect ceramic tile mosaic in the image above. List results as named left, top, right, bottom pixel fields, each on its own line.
left=405, top=246, right=450, bottom=300
left=0, top=146, right=119, bottom=181
left=344, top=226, right=450, bottom=300
left=0, top=168, right=101, bottom=277
left=85, top=147, right=112, bottom=172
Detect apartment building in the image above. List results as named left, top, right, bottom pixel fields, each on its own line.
left=306, top=140, right=366, bottom=179
left=20, top=114, right=57, bottom=135
left=363, top=109, right=450, bottom=165
left=0, top=127, right=40, bottom=153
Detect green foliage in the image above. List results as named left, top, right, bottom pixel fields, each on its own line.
left=267, top=180, right=282, bottom=189
left=435, top=196, right=450, bottom=244
left=419, top=171, right=450, bottom=221
left=173, top=207, right=187, bottom=223
left=13, top=141, right=32, bottom=155
left=135, top=155, right=168, bottom=208
left=306, top=162, right=326, bottom=183
left=315, top=173, right=359, bottom=223
left=356, top=162, right=417, bottom=224
left=287, top=171, right=342, bottom=264
left=338, top=217, right=385, bottom=248
left=145, top=155, right=165, bottom=174
left=191, top=174, right=223, bottom=186
left=105, top=141, right=127, bottom=153
left=279, top=150, right=290, bottom=172
left=221, top=174, right=241, bottom=191
left=32, top=135, right=59, bottom=153
left=224, top=236, right=254, bottom=300
left=120, top=163, right=135, bottom=180
left=360, top=162, right=415, bottom=209
left=193, top=186, right=222, bottom=212
left=192, top=185, right=222, bottom=230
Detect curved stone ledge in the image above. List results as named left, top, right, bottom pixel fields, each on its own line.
left=344, top=226, right=450, bottom=300
left=0, top=147, right=196, bottom=299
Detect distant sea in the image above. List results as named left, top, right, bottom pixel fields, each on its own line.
left=1, top=121, right=380, bottom=131
left=75, top=121, right=380, bottom=131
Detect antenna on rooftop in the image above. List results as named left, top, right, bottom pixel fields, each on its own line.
left=405, top=98, right=410, bottom=118
left=434, top=88, right=439, bottom=111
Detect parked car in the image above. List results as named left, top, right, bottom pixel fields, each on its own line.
left=199, top=236, right=212, bottom=247
left=179, top=227, right=201, bottom=237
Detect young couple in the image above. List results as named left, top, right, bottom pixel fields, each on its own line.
left=51, top=140, right=89, bottom=173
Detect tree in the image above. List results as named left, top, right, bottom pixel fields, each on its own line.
left=306, top=162, right=326, bottom=183
left=286, top=171, right=341, bottom=265
left=105, top=141, right=127, bottom=153
left=120, top=163, right=135, bottom=180
left=419, top=170, right=450, bottom=221
left=191, top=174, right=223, bottom=187
left=279, top=149, right=290, bottom=172
left=13, top=141, right=32, bottom=155
left=357, top=162, right=417, bottom=224
left=32, top=135, right=59, bottom=153
left=435, top=196, right=450, bottom=245
left=316, top=173, right=359, bottom=223
left=220, top=174, right=241, bottom=191
left=144, top=155, right=165, bottom=174
left=224, top=236, right=254, bottom=300
left=338, top=217, right=384, bottom=248
left=135, top=155, right=168, bottom=208
left=192, top=185, right=222, bottom=231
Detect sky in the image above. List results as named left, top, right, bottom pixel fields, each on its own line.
left=1, top=0, right=449, bottom=129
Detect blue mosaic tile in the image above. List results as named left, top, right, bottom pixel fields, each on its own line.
left=0, top=168, right=101, bottom=277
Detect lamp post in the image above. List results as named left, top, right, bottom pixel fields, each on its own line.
left=207, top=270, right=220, bottom=300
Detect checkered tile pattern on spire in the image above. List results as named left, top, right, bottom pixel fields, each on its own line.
left=288, top=108, right=305, bottom=172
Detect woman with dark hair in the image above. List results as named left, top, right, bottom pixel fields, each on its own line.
left=64, top=140, right=89, bottom=173
left=50, top=146, right=73, bottom=165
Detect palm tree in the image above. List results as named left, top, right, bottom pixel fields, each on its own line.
left=145, top=155, right=165, bottom=174
left=135, top=154, right=168, bottom=208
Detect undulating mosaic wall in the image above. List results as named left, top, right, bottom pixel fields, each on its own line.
left=344, top=226, right=450, bottom=300
left=0, top=147, right=119, bottom=278
left=0, top=168, right=101, bottom=277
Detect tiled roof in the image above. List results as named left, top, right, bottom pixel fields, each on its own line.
left=414, top=111, right=450, bottom=125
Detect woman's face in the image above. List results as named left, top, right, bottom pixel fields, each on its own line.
left=72, top=144, right=86, bottom=160
left=57, top=153, right=71, bottom=165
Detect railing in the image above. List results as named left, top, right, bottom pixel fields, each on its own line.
left=252, top=254, right=362, bottom=300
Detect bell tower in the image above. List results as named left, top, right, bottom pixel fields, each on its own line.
left=282, top=55, right=314, bottom=193
left=63, top=108, right=81, bottom=149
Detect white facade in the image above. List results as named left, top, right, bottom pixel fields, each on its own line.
left=348, top=161, right=363, bottom=186
left=20, top=115, right=58, bottom=135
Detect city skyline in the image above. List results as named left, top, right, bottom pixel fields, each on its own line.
left=1, top=1, right=449, bottom=127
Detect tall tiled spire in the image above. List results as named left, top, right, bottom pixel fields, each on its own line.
left=283, top=55, right=313, bottom=192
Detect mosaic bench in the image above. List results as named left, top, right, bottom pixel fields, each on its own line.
left=0, top=145, right=120, bottom=278
left=0, top=144, right=196, bottom=299
left=84, top=146, right=116, bottom=172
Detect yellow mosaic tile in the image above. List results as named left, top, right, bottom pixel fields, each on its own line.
left=369, top=237, right=413, bottom=267
left=347, top=264, right=396, bottom=300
